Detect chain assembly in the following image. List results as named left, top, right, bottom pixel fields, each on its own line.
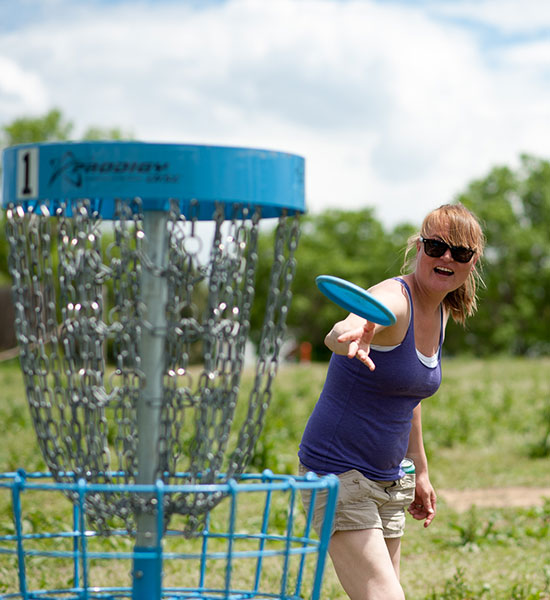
left=5, top=198, right=300, bottom=536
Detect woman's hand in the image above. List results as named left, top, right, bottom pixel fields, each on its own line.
left=336, top=321, right=377, bottom=370
left=324, top=279, right=405, bottom=365
left=407, top=473, right=437, bottom=527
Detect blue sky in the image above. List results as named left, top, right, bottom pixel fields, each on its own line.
left=1, top=0, right=549, bottom=226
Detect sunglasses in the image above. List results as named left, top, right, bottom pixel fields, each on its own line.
left=420, top=237, right=475, bottom=263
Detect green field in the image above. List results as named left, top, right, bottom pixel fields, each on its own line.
left=0, top=356, right=549, bottom=599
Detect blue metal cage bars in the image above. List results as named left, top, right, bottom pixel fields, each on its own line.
left=0, top=470, right=338, bottom=600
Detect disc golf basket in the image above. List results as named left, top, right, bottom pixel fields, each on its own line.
left=0, top=142, right=338, bottom=600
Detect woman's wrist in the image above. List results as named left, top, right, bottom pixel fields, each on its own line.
left=406, top=454, right=429, bottom=477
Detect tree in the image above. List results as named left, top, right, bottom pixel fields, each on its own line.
left=3, top=110, right=549, bottom=357
left=251, top=209, right=415, bottom=360
left=82, top=126, right=133, bottom=140
left=252, top=154, right=550, bottom=359
left=0, top=108, right=133, bottom=147
left=449, top=154, right=550, bottom=355
left=1, top=108, right=73, bottom=146
left=0, top=109, right=133, bottom=284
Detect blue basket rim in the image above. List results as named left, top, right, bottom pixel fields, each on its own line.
left=0, top=469, right=339, bottom=493
left=1, top=141, right=306, bottom=220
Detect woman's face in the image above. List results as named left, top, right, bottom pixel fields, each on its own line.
left=415, top=228, right=478, bottom=294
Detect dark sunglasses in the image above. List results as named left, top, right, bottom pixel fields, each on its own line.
left=420, top=237, right=475, bottom=263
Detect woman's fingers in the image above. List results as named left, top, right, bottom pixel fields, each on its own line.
left=337, top=327, right=366, bottom=343
left=337, top=321, right=375, bottom=343
left=337, top=321, right=377, bottom=369
left=347, top=340, right=359, bottom=358
left=357, top=349, right=375, bottom=371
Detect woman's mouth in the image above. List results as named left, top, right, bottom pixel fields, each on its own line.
left=434, top=266, right=454, bottom=277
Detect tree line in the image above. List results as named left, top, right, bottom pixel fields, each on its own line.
left=1, top=110, right=549, bottom=358
left=252, top=157, right=550, bottom=359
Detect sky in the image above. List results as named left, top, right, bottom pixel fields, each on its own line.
left=1, top=0, right=549, bottom=227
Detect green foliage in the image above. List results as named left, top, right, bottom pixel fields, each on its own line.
left=246, top=364, right=324, bottom=474
left=1, top=108, right=74, bottom=282
left=424, top=561, right=550, bottom=600
left=0, top=109, right=133, bottom=297
left=82, top=125, right=134, bottom=140
left=2, top=109, right=550, bottom=359
left=1, top=108, right=73, bottom=146
left=0, top=107, right=133, bottom=147
left=528, top=402, right=550, bottom=459
left=250, top=154, right=550, bottom=358
left=455, top=155, right=550, bottom=356
left=248, top=357, right=550, bottom=488
left=1, top=358, right=549, bottom=598
left=424, top=567, right=488, bottom=599
left=447, top=507, right=501, bottom=548
left=252, top=209, right=414, bottom=360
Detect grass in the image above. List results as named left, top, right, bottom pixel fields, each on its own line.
left=0, top=356, right=549, bottom=598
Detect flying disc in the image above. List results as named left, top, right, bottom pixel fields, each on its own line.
left=316, top=275, right=396, bottom=326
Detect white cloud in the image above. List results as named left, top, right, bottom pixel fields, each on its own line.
left=430, top=0, right=550, bottom=34
left=0, top=0, right=549, bottom=227
left=0, top=56, right=48, bottom=114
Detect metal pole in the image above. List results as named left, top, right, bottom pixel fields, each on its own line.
left=132, top=211, right=169, bottom=600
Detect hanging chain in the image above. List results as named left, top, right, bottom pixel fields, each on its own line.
left=5, top=200, right=300, bottom=537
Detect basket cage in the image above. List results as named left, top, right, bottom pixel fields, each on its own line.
left=0, top=469, right=339, bottom=600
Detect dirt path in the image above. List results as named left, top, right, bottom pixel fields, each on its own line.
left=438, top=487, right=550, bottom=512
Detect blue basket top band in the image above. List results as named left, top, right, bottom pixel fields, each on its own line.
left=2, top=141, right=305, bottom=220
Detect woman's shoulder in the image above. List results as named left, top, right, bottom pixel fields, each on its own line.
left=368, top=277, right=411, bottom=343
left=368, top=277, right=410, bottom=311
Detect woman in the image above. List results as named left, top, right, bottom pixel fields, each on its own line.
left=299, top=203, right=485, bottom=600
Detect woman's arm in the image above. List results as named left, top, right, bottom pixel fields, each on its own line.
left=407, top=402, right=437, bottom=527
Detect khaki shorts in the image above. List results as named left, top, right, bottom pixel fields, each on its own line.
left=299, top=463, right=416, bottom=539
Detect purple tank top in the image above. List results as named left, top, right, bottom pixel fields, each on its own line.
left=299, top=278, right=442, bottom=480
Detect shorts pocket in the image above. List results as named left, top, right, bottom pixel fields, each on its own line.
left=337, top=470, right=366, bottom=505
left=395, top=473, right=416, bottom=506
